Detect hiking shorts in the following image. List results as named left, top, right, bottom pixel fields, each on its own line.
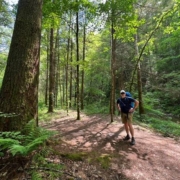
left=121, top=112, right=133, bottom=124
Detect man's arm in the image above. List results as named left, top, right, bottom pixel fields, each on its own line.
left=129, top=99, right=139, bottom=113
left=117, top=103, right=121, bottom=112
left=133, top=99, right=139, bottom=111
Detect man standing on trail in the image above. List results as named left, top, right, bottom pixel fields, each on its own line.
left=117, top=90, right=139, bottom=145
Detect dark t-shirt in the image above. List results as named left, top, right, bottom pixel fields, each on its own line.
left=117, top=97, right=135, bottom=113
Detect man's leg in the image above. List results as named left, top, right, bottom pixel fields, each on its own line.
left=124, top=122, right=129, bottom=135
left=128, top=113, right=135, bottom=145
left=121, top=113, right=130, bottom=140
left=123, top=122, right=130, bottom=140
left=128, top=122, right=134, bottom=137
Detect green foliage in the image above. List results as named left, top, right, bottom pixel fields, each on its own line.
left=152, top=72, right=180, bottom=116
left=157, top=56, right=180, bottom=73
left=61, top=152, right=88, bottom=161
left=135, top=114, right=180, bottom=137
left=96, top=154, right=111, bottom=169
left=0, top=120, right=56, bottom=156
left=0, top=120, right=63, bottom=179
left=30, top=152, right=63, bottom=180
left=31, top=172, right=43, bottom=180
left=88, top=154, right=111, bottom=169
left=0, top=131, right=25, bottom=140
left=142, top=92, right=163, bottom=115
left=83, top=101, right=109, bottom=115
left=38, top=102, right=63, bottom=122
left=0, top=138, right=20, bottom=152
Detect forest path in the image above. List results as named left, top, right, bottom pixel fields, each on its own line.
left=42, top=111, right=180, bottom=180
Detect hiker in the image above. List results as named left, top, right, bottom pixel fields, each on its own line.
left=117, top=90, right=139, bottom=145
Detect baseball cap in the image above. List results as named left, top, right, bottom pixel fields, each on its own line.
left=120, top=90, right=126, bottom=94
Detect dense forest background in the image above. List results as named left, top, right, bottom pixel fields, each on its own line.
left=0, top=0, right=180, bottom=126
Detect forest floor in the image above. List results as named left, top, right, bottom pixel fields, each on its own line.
left=41, top=110, right=180, bottom=180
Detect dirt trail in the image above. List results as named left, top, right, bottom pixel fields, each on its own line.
left=43, top=112, right=180, bottom=180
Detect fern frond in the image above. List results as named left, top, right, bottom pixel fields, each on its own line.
left=23, top=121, right=57, bottom=144
left=0, top=131, right=25, bottom=140
left=10, top=135, right=52, bottom=156
left=26, top=136, right=49, bottom=154
left=0, top=138, right=20, bottom=151
left=9, top=144, right=28, bottom=156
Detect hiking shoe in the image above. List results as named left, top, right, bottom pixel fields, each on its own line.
left=123, top=135, right=130, bottom=141
left=130, top=137, right=135, bottom=145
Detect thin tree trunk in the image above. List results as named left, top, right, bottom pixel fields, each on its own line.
left=54, top=30, right=59, bottom=107
left=62, top=67, right=65, bottom=106
left=66, top=30, right=70, bottom=115
left=81, top=25, right=86, bottom=110
left=135, top=33, right=145, bottom=114
left=45, top=31, right=50, bottom=105
left=48, top=28, right=55, bottom=112
left=69, top=38, right=73, bottom=108
left=0, top=0, right=42, bottom=131
left=110, top=21, right=116, bottom=122
left=59, top=58, right=62, bottom=108
left=76, top=8, right=80, bottom=120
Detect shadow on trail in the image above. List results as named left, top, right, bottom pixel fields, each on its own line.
left=44, top=114, right=133, bottom=179
left=44, top=113, right=180, bottom=180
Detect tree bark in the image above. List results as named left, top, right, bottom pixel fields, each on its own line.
left=48, top=28, right=55, bottom=112
left=66, top=27, right=70, bottom=115
left=110, top=21, right=116, bottom=122
left=0, top=0, right=42, bottom=131
left=76, top=8, right=80, bottom=120
left=135, top=33, right=145, bottom=114
left=45, top=31, right=50, bottom=106
left=81, top=24, right=86, bottom=110
left=69, top=38, right=73, bottom=108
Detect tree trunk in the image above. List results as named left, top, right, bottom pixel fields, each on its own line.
left=81, top=25, right=86, bottom=110
left=76, top=8, right=80, bottom=120
left=69, top=38, right=73, bottom=108
left=135, top=33, right=145, bottom=114
left=0, top=0, right=42, bottom=131
left=54, top=30, right=59, bottom=107
left=66, top=29, right=70, bottom=115
left=45, top=31, right=50, bottom=106
left=110, top=21, right=116, bottom=122
left=48, top=28, right=55, bottom=112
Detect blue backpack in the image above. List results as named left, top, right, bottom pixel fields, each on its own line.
left=126, top=92, right=134, bottom=108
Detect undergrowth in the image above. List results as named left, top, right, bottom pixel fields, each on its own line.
left=134, top=114, right=180, bottom=137
left=0, top=120, right=64, bottom=180
left=83, top=101, right=109, bottom=115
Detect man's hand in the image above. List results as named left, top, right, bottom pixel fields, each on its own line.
left=129, top=108, right=134, bottom=113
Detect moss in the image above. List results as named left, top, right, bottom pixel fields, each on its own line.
left=60, top=152, right=88, bottom=161
left=96, top=154, right=111, bottom=169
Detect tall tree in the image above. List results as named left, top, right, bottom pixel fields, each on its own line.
left=45, top=31, right=50, bottom=105
left=0, top=0, right=43, bottom=131
left=76, top=1, right=80, bottom=120
left=81, top=19, right=86, bottom=110
left=48, top=27, right=55, bottom=112
left=110, top=20, right=116, bottom=122
left=135, top=33, right=144, bottom=114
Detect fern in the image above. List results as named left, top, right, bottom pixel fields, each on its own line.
left=0, top=131, right=25, bottom=140
left=9, top=144, right=27, bottom=156
left=0, top=138, right=20, bottom=151
left=0, top=120, right=60, bottom=179
left=0, top=120, right=57, bottom=156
